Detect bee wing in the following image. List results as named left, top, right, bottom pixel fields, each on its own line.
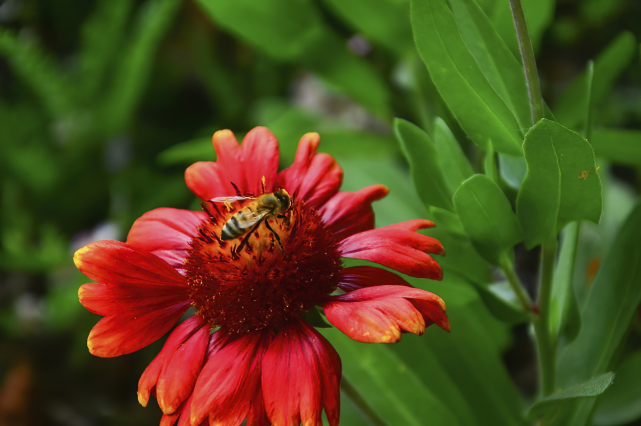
left=241, top=209, right=270, bottom=228
left=209, top=195, right=256, bottom=203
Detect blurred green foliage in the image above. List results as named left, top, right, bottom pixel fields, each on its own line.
left=0, top=0, right=640, bottom=425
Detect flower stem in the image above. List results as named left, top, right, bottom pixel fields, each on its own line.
left=500, top=254, right=532, bottom=313
left=341, top=377, right=388, bottom=426
left=509, top=0, right=544, bottom=125
left=533, top=240, right=558, bottom=397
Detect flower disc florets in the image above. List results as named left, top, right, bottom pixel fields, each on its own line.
left=185, top=197, right=342, bottom=334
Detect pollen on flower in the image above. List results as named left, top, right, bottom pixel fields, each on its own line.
left=184, top=198, right=342, bottom=334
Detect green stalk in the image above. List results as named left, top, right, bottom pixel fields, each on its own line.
left=500, top=254, right=532, bottom=313
left=508, top=0, right=544, bottom=124
left=341, top=377, right=388, bottom=426
left=534, top=240, right=558, bottom=397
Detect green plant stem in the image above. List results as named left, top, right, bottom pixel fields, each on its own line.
left=534, top=240, right=558, bottom=397
left=500, top=255, right=532, bottom=313
left=341, top=377, right=388, bottom=426
left=508, top=0, right=544, bottom=125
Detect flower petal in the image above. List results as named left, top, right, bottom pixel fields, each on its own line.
left=338, top=265, right=411, bottom=293
left=185, top=128, right=279, bottom=200
left=127, top=208, right=207, bottom=270
left=137, top=316, right=209, bottom=414
left=190, top=331, right=272, bottom=426
left=277, top=133, right=343, bottom=209
left=323, top=285, right=449, bottom=343
left=74, top=240, right=188, bottom=288
left=262, top=319, right=341, bottom=426
left=339, top=219, right=444, bottom=279
left=75, top=241, right=190, bottom=357
left=87, top=301, right=189, bottom=357
left=318, top=185, right=389, bottom=240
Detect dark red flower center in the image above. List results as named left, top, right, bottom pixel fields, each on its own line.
left=184, top=198, right=342, bottom=334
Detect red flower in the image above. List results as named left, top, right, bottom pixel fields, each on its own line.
left=74, top=128, right=449, bottom=426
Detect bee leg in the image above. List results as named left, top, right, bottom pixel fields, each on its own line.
left=230, top=181, right=242, bottom=197
left=264, top=220, right=283, bottom=249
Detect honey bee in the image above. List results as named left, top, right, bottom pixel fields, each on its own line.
left=209, top=189, right=292, bottom=252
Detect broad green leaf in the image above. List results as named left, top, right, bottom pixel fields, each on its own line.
left=395, top=118, right=454, bottom=211
left=320, top=0, right=414, bottom=55
left=101, top=0, right=181, bottom=135
left=477, top=0, right=554, bottom=55
left=591, top=128, right=641, bottom=166
left=527, top=373, right=615, bottom=423
left=498, top=153, right=527, bottom=189
left=594, top=352, right=641, bottom=426
left=554, top=32, right=636, bottom=130
left=433, top=117, right=474, bottom=194
left=554, top=201, right=641, bottom=425
left=429, top=206, right=466, bottom=237
left=411, top=0, right=523, bottom=156
left=196, top=0, right=390, bottom=116
left=549, top=222, right=581, bottom=344
left=0, top=30, right=72, bottom=118
left=454, top=174, right=522, bottom=265
left=516, top=119, right=602, bottom=248
left=471, top=281, right=531, bottom=324
left=448, top=0, right=531, bottom=129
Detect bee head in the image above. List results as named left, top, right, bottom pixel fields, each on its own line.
left=274, top=189, right=292, bottom=212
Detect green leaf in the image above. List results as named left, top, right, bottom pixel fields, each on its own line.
left=320, top=0, right=414, bottom=55
left=448, top=0, right=531, bottom=129
left=549, top=222, right=581, bottom=344
left=395, top=118, right=454, bottom=211
left=471, top=281, right=531, bottom=324
left=527, top=373, right=615, bottom=423
left=101, top=0, right=181, bottom=135
left=196, top=0, right=390, bottom=116
left=483, top=141, right=498, bottom=183
left=158, top=137, right=214, bottom=166
left=591, top=128, right=641, bottom=166
left=433, top=117, right=474, bottom=194
left=411, top=0, right=523, bottom=156
left=594, top=352, right=641, bottom=426
left=429, top=206, right=466, bottom=237
left=554, top=32, right=637, bottom=130
left=498, top=153, right=527, bottom=189
left=516, top=119, right=602, bottom=248
left=554, top=201, right=641, bottom=424
left=0, top=30, right=73, bottom=118
left=454, top=174, right=522, bottom=265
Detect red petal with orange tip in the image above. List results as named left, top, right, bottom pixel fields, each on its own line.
left=339, top=219, right=444, bottom=279
left=86, top=300, right=189, bottom=357
left=137, top=316, right=209, bottom=415
left=262, top=319, right=341, bottom=426
left=277, top=133, right=343, bottom=209
left=318, top=184, right=389, bottom=240
left=189, top=331, right=272, bottom=426
left=323, top=285, right=449, bottom=343
left=74, top=240, right=188, bottom=289
left=127, top=208, right=207, bottom=270
left=185, top=128, right=279, bottom=200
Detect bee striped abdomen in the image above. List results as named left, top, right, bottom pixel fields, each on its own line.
left=221, top=215, right=246, bottom=240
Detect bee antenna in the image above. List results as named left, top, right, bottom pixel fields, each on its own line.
left=230, top=182, right=242, bottom=197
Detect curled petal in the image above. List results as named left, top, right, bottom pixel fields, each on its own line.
left=190, top=331, right=272, bottom=426
left=262, top=319, right=341, bottom=426
left=137, top=316, right=210, bottom=415
left=323, top=285, right=449, bottom=343
left=318, top=185, right=389, bottom=240
left=127, top=208, right=207, bottom=270
left=338, top=266, right=411, bottom=292
left=185, top=128, right=279, bottom=200
left=277, top=133, right=343, bottom=209
left=339, top=220, right=444, bottom=279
